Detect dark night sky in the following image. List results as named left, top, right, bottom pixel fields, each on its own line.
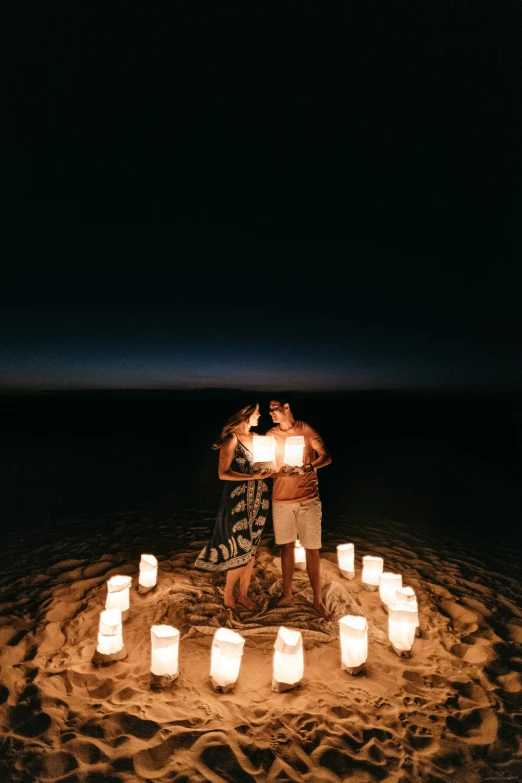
left=1, top=1, right=521, bottom=391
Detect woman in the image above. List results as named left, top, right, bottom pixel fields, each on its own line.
left=194, top=401, right=273, bottom=611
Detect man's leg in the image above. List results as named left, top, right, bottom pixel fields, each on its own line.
left=272, top=503, right=298, bottom=606
left=276, top=542, right=295, bottom=606
left=305, top=548, right=332, bottom=621
left=298, top=499, right=333, bottom=621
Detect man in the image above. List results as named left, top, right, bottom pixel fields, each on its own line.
left=267, top=394, right=333, bottom=620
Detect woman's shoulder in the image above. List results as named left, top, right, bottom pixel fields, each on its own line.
left=221, top=432, right=238, bottom=448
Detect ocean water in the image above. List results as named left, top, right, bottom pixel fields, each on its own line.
left=1, top=390, right=520, bottom=579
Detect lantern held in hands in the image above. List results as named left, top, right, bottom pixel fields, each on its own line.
left=283, top=436, right=305, bottom=471
left=150, top=625, right=180, bottom=689
left=362, top=556, right=384, bottom=591
left=210, top=628, right=245, bottom=692
left=252, top=434, right=277, bottom=471
left=93, top=608, right=127, bottom=665
left=273, top=626, right=304, bottom=692
left=397, top=586, right=420, bottom=636
left=294, top=540, right=306, bottom=571
left=106, top=575, right=132, bottom=621
left=339, top=615, right=368, bottom=675
left=388, top=602, right=418, bottom=657
left=379, top=572, right=403, bottom=611
left=138, top=554, right=158, bottom=594
left=337, top=543, right=355, bottom=580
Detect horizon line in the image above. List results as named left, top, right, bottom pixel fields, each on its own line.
left=1, top=385, right=520, bottom=397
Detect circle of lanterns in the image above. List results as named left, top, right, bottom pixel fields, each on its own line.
left=93, top=545, right=420, bottom=686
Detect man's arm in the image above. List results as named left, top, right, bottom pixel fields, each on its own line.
left=308, top=434, right=332, bottom=470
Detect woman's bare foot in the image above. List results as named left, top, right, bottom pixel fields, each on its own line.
left=275, top=594, right=294, bottom=608
left=313, top=600, right=333, bottom=621
left=237, top=595, right=257, bottom=611
left=224, top=592, right=237, bottom=610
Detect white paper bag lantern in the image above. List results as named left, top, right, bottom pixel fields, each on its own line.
left=273, top=626, right=304, bottom=692
left=210, top=628, right=245, bottom=692
left=138, top=554, right=158, bottom=594
left=106, top=575, right=132, bottom=621
left=362, top=556, right=384, bottom=591
left=252, top=434, right=276, bottom=470
left=284, top=436, right=305, bottom=467
left=150, top=625, right=180, bottom=688
left=294, top=539, right=306, bottom=570
left=379, top=572, right=403, bottom=610
left=337, top=543, right=355, bottom=580
left=339, top=615, right=368, bottom=675
left=93, top=608, right=127, bottom=664
left=397, top=586, right=420, bottom=635
left=388, top=602, right=418, bottom=656
left=397, top=585, right=416, bottom=603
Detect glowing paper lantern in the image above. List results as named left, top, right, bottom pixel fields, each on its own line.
left=339, top=615, right=368, bottom=675
left=397, top=586, right=420, bottom=636
left=397, top=586, right=416, bottom=603
left=252, top=434, right=276, bottom=471
left=294, top=539, right=306, bottom=570
left=379, top=572, right=403, bottom=610
left=362, top=556, right=383, bottom=591
left=388, top=602, right=418, bottom=657
left=337, top=543, right=355, bottom=580
left=93, top=608, right=127, bottom=664
left=106, top=575, right=132, bottom=621
left=210, top=628, right=245, bottom=692
left=150, top=625, right=180, bottom=689
left=138, top=554, right=158, bottom=594
left=283, top=436, right=305, bottom=468
left=273, top=626, right=304, bottom=692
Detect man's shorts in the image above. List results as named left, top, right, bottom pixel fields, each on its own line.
left=272, top=498, right=322, bottom=549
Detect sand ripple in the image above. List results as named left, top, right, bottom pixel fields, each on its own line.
left=0, top=504, right=520, bottom=782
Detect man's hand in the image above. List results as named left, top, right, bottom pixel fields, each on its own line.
left=281, top=464, right=309, bottom=475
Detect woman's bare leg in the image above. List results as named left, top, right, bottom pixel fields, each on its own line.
left=238, top=557, right=257, bottom=610
left=223, top=567, right=243, bottom=609
left=224, top=558, right=257, bottom=611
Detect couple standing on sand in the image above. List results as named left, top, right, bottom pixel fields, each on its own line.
left=194, top=394, right=333, bottom=621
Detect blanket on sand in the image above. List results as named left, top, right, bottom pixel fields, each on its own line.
left=165, top=571, right=387, bottom=646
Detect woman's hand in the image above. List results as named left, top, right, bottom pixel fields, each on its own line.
left=251, top=467, right=274, bottom=479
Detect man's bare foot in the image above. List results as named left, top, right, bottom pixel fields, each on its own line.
left=275, top=595, right=294, bottom=608
left=313, top=600, right=333, bottom=621
left=237, top=595, right=257, bottom=611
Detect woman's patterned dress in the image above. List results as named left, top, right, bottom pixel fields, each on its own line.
left=194, top=439, right=270, bottom=572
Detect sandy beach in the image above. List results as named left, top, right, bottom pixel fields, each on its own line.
left=0, top=391, right=520, bottom=782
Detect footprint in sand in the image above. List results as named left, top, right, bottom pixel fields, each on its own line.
left=42, top=750, right=80, bottom=778
left=445, top=706, right=499, bottom=744
left=9, top=704, right=52, bottom=737
left=450, top=639, right=490, bottom=664
left=450, top=679, right=490, bottom=707
left=439, top=599, right=481, bottom=634
left=61, top=738, right=110, bottom=765
left=400, top=753, right=414, bottom=772
left=406, top=722, right=434, bottom=749
left=330, top=704, right=352, bottom=720
left=79, top=718, right=105, bottom=739
left=109, top=712, right=160, bottom=741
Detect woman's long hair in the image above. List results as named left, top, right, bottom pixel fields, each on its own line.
left=212, top=400, right=258, bottom=450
